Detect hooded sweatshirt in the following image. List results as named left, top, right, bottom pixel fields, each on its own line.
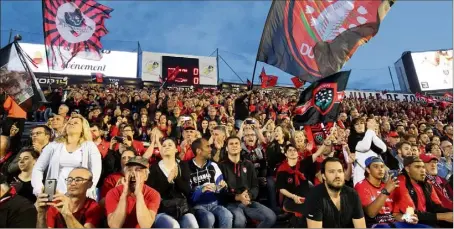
left=218, top=158, right=259, bottom=204
left=186, top=159, right=224, bottom=205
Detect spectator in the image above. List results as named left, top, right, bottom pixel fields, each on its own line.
left=349, top=118, right=387, bottom=185
left=179, top=125, right=197, bottom=161
left=90, top=122, right=110, bottom=159
left=50, top=114, right=66, bottom=138
left=240, top=128, right=267, bottom=189
left=234, top=91, right=252, bottom=129
left=57, top=104, right=69, bottom=119
left=304, top=157, right=366, bottom=228
left=0, top=135, right=14, bottom=175
left=35, top=167, right=103, bottom=228
left=219, top=136, right=276, bottom=228
left=9, top=147, right=39, bottom=203
left=392, top=156, right=453, bottom=227
left=355, top=156, right=430, bottom=228
left=105, top=156, right=160, bottom=228
left=31, top=114, right=101, bottom=200
left=210, top=125, right=227, bottom=163
left=421, top=154, right=453, bottom=211
left=114, top=124, right=146, bottom=155
left=187, top=138, right=233, bottom=228
left=30, top=124, right=52, bottom=153
left=441, top=125, right=453, bottom=143
left=147, top=139, right=199, bottom=228
left=0, top=172, right=37, bottom=227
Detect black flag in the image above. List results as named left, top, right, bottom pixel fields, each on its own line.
left=0, top=42, right=47, bottom=112
left=293, top=71, right=350, bottom=126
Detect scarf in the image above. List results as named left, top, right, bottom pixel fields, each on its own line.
left=0, top=186, right=16, bottom=206
left=426, top=175, right=450, bottom=199
left=277, top=160, right=306, bottom=186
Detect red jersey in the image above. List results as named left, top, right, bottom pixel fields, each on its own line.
left=393, top=175, right=442, bottom=213
left=115, top=140, right=146, bottom=156
left=47, top=198, right=102, bottom=228
left=95, top=140, right=110, bottom=159
left=355, top=179, right=395, bottom=225
left=105, top=185, right=160, bottom=228
left=100, top=172, right=123, bottom=199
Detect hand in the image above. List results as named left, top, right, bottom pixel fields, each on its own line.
left=167, top=120, right=172, bottom=127
left=292, top=195, right=303, bottom=204
left=202, top=183, right=216, bottom=193
left=10, top=124, right=19, bottom=137
left=367, top=119, right=376, bottom=131
left=218, top=180, right=228, bottom=189
left=214, top=140, right=223, bottom=150
left=348, top=153, right=356, bottom=164
left=109, top=138, right=118, bottom=150
left=121, top=173, right=130, bottom=194
left=167, top=166, right=178, bottom=183
left=48, top=193, right=71, bottom=216
left=306, top=142, right=314, bottom=151
left=384, top=175, right=399, bottom=193
left=133, top=171, right=145, bottom=195
left=406, top=214, right=419, bottom=224
left=35, top=193, right=50, bottom=213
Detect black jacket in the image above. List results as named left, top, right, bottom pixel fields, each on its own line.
left=0, top=192, right=37, bottom=228
left=146, top=161, right=191, bottom=201
left=218, top=158, right=258, bottom=204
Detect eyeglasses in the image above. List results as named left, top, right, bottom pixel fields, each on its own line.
left=65, top=177, right=90, bottom=184
left=31, top=131, right=44, bottom=136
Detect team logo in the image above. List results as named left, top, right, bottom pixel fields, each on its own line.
left=145, top=61, right=160, bottom=74
left=313, top=83, right=337, bottom=115
left=203, top=65, right=215, bottom=76
left=287, top=178, right=293, bottom=184
left=56, top=3, right=95, bottom=43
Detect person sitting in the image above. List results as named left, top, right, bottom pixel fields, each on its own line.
left=105, top=156, right=160, bottom=228
left=0, top=172, right=37, bottom=227
left=219, top=136, right=276, bottom=228
left=35, top=167, right=103, bottom=228
left=355, top=156, right=430, bottom=228
left=147, top=139, right=199, bottom=228
left=9, top=147, right=39, bottom=203
left=187, top=138, right=233, bottom=228
left=392, top=156, right=453, bottom=227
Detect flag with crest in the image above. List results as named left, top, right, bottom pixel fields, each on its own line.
left=259, top=67, right=278, bottom=88
left=293, top=71, right=350, bottom=125
left=42, top=0, right=113, bottom=70
left=257, top=0, right=394, bottom=82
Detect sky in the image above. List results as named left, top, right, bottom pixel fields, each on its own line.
left=1, top=1, right=452, bottom=90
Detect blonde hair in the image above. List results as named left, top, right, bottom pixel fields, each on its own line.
left=56, top=114, right=92, bottom=145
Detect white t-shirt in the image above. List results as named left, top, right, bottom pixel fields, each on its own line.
left=57, top=146, right=83, bottom=194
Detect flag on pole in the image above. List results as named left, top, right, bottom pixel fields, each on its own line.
left=291, top=76, right=305, bottom=89
left=259, top=67, right=278, bottom=89
left=91, top=72, right=104, bottom=83
left=42, top=0, right=113, bottom=70
left=293, top=71, right=350, bottom=125
left=257, top=0, right=394, bottom=82
left=0, top=42, right=47, bottom=112
left=247, top=79, right=252, bottom=90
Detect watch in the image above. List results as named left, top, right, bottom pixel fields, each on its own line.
left=381, top=188, right=391, bottom=196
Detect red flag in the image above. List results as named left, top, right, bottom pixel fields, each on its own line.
left=247, top=79, right=252, bottom=89
left=167, top=66, right=180, bottom=81
left=260, top=67, right=278, bottom=88
left=291, top=77, right=304, bottom=88
left=43, top=0, right=113, bottom=70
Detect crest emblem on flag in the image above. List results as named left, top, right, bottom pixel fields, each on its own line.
left=43, top=0, right=113, bottom=70
left=313, top=84, right=337, bottom=115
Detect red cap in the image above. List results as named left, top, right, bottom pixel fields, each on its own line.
left=388, top=131, right=399, bottom=138
left=420, top=153, right=438, bottom=163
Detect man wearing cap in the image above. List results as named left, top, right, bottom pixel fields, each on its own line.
left=387, top=131, right=401, bottom=151
left=392, top=156, right=453, bottom=227
left=355, top=156, right=431, bottom=228
left=420, top=154, right=453, bottom=211
left=105, top=156, right=160, bottom=228
left=0, top=172, right=37, bottom=227
left=179, top=123, right=197, bottom=161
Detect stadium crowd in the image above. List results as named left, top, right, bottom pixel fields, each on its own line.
left=0, top=85, right=453, bottom=228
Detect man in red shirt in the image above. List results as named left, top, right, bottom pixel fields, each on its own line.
left=35, top=167, right=103, bottom=228
left=90, top=123, right=110, bottom=158
left=392, top=156, right=453, bottom=227
left=114, top=124, right=145, bottom=155
left=105, top=156, right=160, bottom=228
left=355, top=156, right=429, bottom=228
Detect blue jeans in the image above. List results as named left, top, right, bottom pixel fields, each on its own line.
left=194, top=201, right=233, bottom=228
left=266, top=176, right=279, bottom=213
left=372, top=222, right=432, bottom=228
left=226, top=201, right=276, bottom=228
left=153, top=213, right=199, bottom=228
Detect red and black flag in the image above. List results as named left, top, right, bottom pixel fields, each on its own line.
left=291, top=76, right=305, bottom=89
left=91, top=72, right=104, bottom=83
left=43, top=0, right=113, bottom=70
left=260, top=67, right=278, bottom=89
left=257, top=0, right=394, bottom=82
left=293, top=71, right=350, bottom=126
left=247, top=79, right=252, bottom=90
left=0, top=42, right=47, bottom=112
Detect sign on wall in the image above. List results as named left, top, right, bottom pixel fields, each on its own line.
left=19, top=43, right=138, bottom=78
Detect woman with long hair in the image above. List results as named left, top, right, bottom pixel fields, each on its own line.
left=348, top=118, right=387, bottom=186
left=135, top=114, right=153, bottom=142
left=199, top=119, right=210, bottom=140
left=148, top=139, right=198, bottom=228
left=9, top=147, right=39, bottom=203
left=292, top=131, right=315, bottom=159
left=31, top=114, right=101, bottom=199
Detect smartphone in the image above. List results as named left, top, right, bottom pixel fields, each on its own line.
left=44, top=179, right=57, bottom=202
left=245, top=119, right=255, bottom=125
left=182, top=116, right=191, bottom=121
left=114, top=136, right=124, bottom=144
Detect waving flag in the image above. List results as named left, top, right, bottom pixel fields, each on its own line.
left=43, top=0, right=113, bottom=70
left=293, top=71, right=350, bottom=125
left=257, top=0, right=394, bottom=82
left=291, top=76, right=305, bottom=89
left=167, top=66, right=181, bottom=81
left=247, top=79, right=252, bottom=90
left=91, top=72, right=104, bottom=83
left=260, top=67, right=278, bottom=88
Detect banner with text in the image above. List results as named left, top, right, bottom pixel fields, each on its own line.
left=19, top=43, right=138, bottom=78
left=345, top=90, right=453, bottom=102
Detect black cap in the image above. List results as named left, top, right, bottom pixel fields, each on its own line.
left=403, top=156, right=423, bottom=167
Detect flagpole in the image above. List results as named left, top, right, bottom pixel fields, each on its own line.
left=250, top=0, right=276, bottom=91
left=216, top=48, right=220, bottom=86
left=41, top=0, right=52, bottom=88
left=388, top=66, right=396, bottom=91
